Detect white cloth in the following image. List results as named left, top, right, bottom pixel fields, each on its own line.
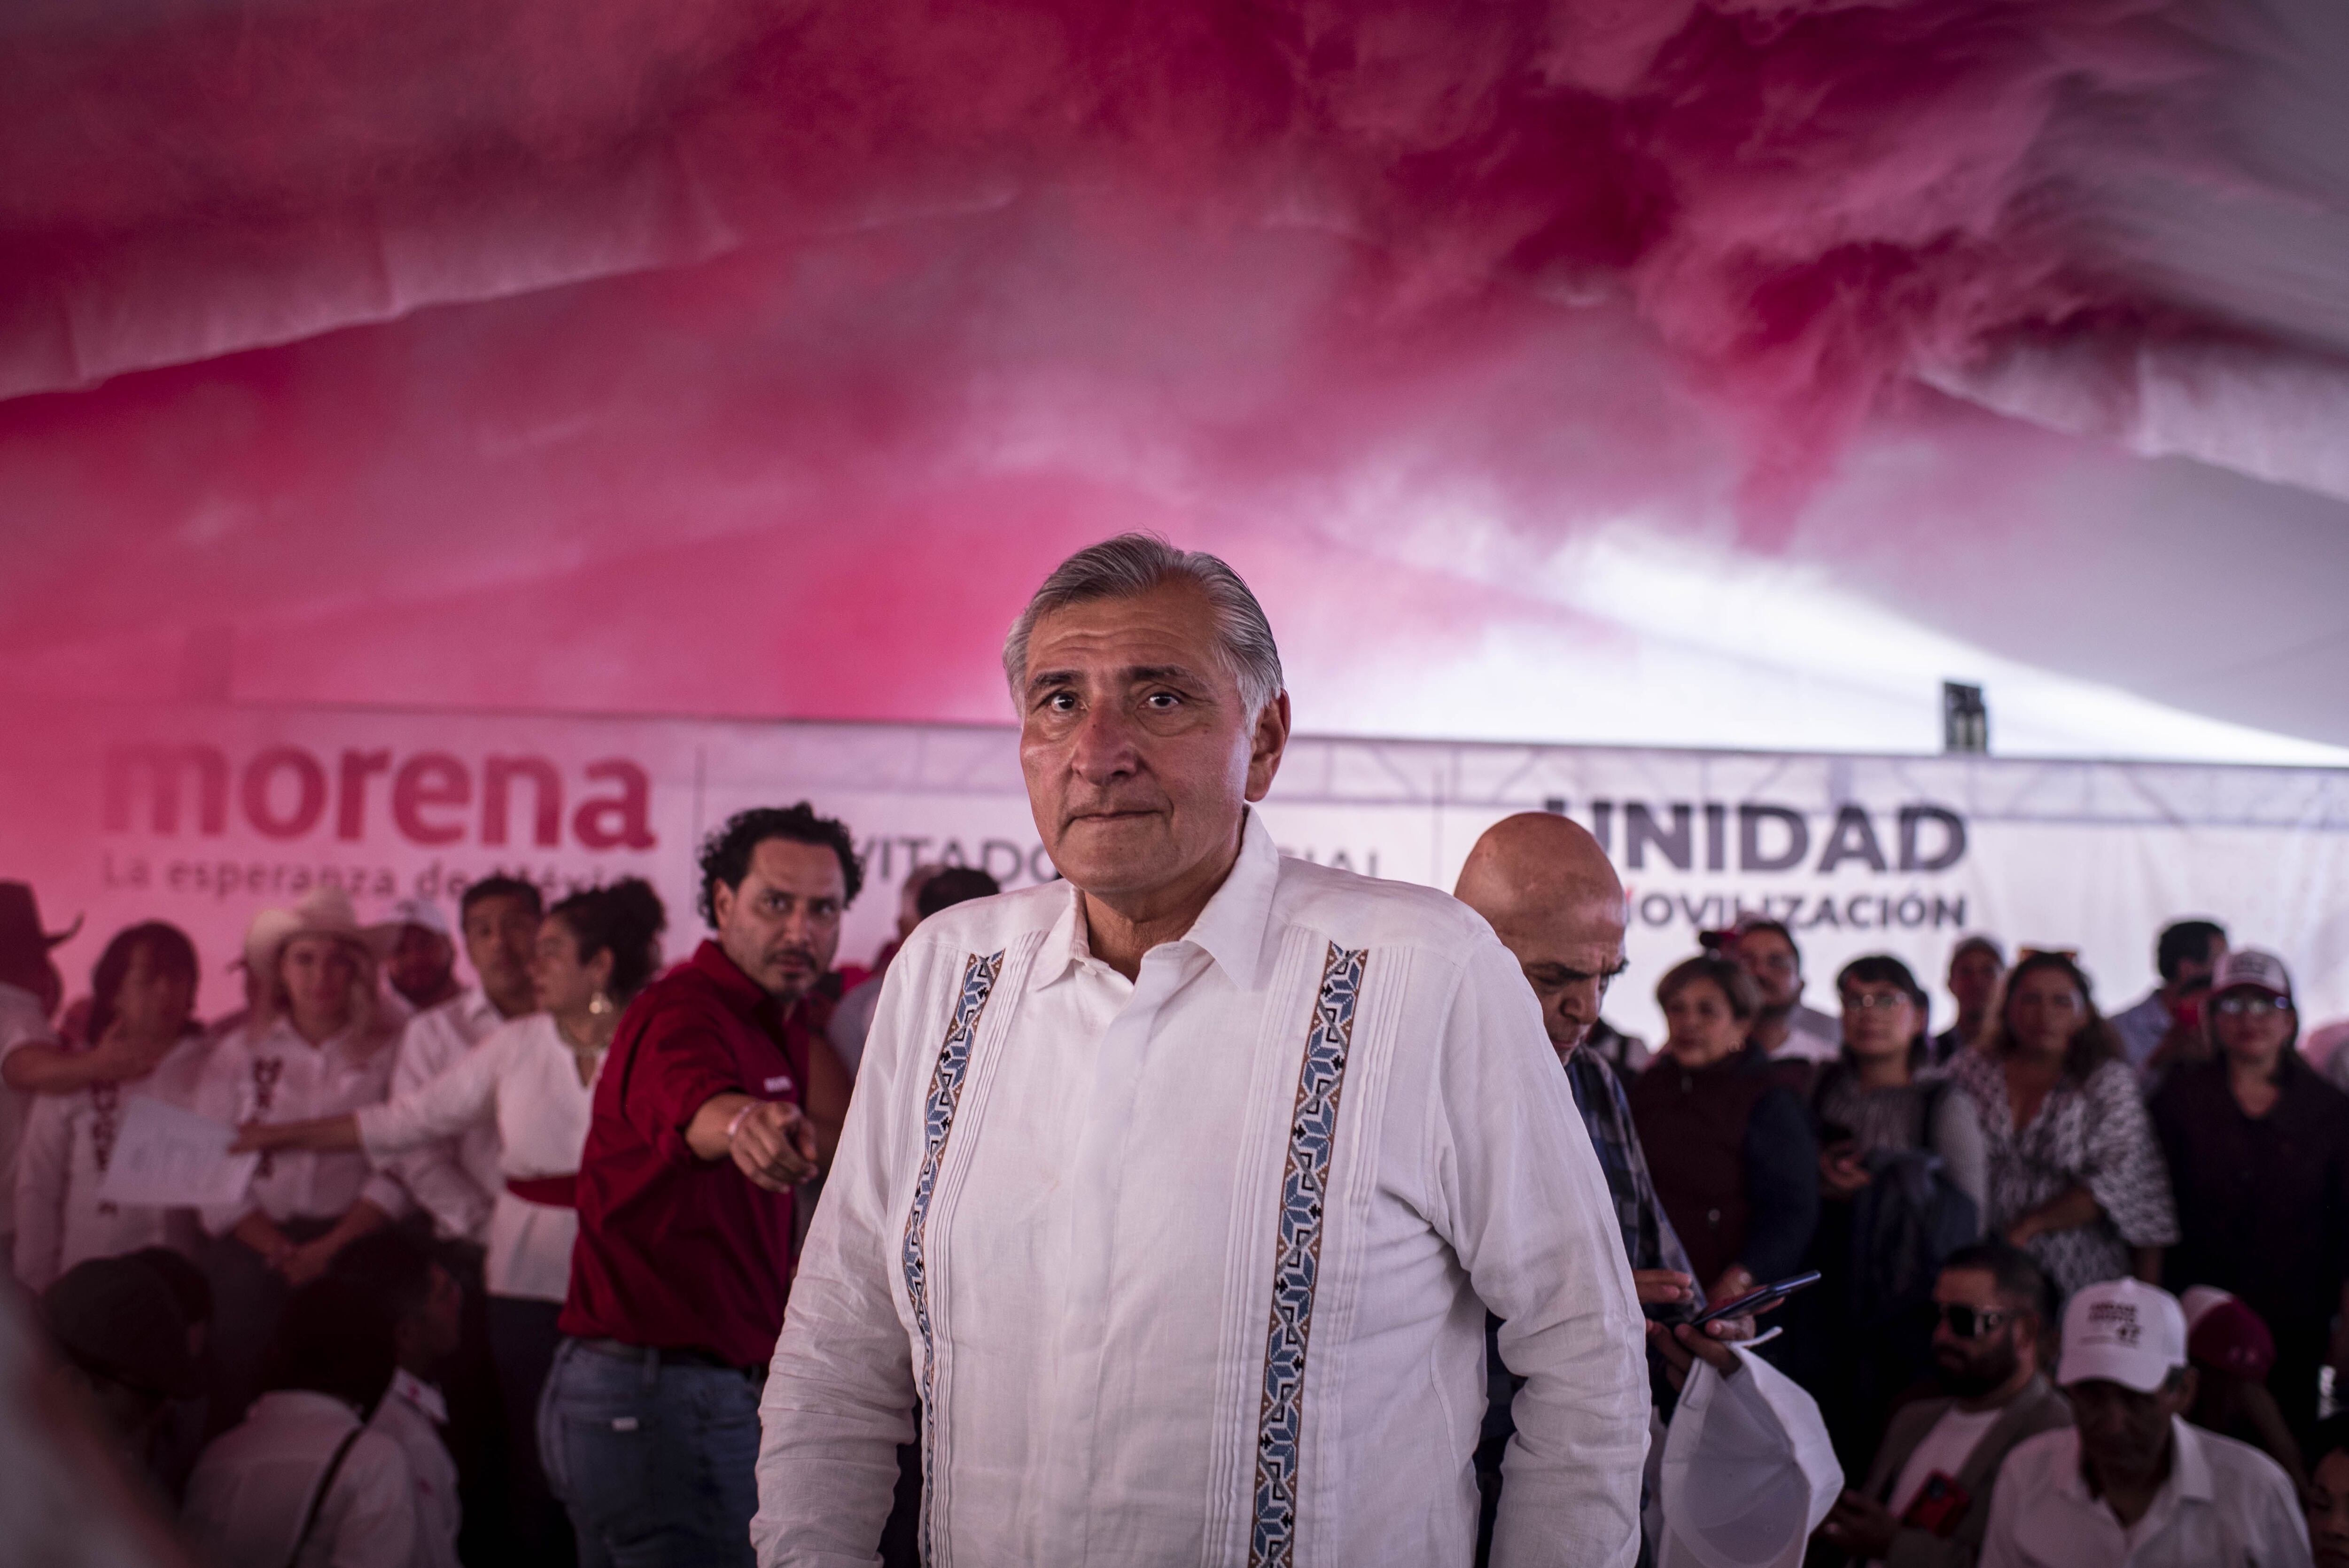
left=357, top=1013, right=595, bottom=1302
left=755, top=812, right=1648, bottom=1568
left=184, top=1389, right=420, bottom=1568
left=0, top=981, right=60, bottom=1253
left=1884, top=1405, right=2004, bottom=1523
left=11, top=1032, right=214, bottom=1291
left=1771, top=1003, right=1843, bottom=1063
left=1655, top=1340, right=1843, bottom=1568
left=1979, top=1419, right=2310, bottom=1568
left=371, top=1370, right=460, bottom=1568
left=189, top=1016, right=410, bottom=1234
left=385, top=991, right=512, bottom=1242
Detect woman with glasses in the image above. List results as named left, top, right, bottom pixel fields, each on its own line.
left=1946, top=950, right=2176, bottom=1300
left=2152, top=948, right=2349, bottom=1448
left=1800, top=954, right=1987, bottom=1463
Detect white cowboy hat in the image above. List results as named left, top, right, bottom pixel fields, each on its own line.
left=239, top=884, right=369, bottom=977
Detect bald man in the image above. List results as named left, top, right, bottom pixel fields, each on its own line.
left=1456, top=814, right=1698, bottom=1307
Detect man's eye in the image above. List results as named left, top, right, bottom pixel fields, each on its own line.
left=1144, top=691, right=1179, bottom=708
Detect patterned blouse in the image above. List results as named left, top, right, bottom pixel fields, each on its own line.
left=1947, top=1047, right=2180, bottom=1299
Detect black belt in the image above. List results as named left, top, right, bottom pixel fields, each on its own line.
left=573, top=1336, right=762, bottom=1379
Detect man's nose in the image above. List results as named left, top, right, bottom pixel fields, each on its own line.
left=1069, top=702, right=1142, bottom=780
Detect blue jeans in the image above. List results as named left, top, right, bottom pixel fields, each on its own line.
left=538, top=1338, right=762, bottom=1568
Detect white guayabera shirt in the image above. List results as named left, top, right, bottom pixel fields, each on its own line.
left=755, top=812, right=1647, bottom=1568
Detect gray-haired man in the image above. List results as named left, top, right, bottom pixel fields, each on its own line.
left=754, top=535, right=1646, bottom=1566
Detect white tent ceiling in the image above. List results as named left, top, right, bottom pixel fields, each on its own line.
left=2, top=0, right=2345, bottom=762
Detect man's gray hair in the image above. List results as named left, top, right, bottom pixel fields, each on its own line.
left=1002, top=534, right=1285, bottom=714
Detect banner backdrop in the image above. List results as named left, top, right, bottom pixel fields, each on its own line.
left=3, top=699, right=2346, bottom=1043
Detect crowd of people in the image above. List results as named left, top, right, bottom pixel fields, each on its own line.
left=2, top=532, right=2347, bottom=1568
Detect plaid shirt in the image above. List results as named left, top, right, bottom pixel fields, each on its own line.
left=1562, top=1044, right=1696, bottom=1286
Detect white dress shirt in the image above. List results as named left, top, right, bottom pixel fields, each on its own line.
left=11, top=1032, right=214, bottom=1292
left=0, top=981, right=59, bottom=1256
left=756, top=812, right=1647, bottom=1568
left=371, top=1370, right=461, bottom=1568
left=358, top=1013, right=595, bottom=1302
left=190, top=1016, right=411, bottom=1234
left=1980, top=1419, right=2310, bottom=1568
left=184, top=1389, right=420, bottom=1568
left=386, top=991, right=513, bottom=1242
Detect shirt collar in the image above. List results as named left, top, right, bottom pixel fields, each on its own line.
left=2166, top=1414, right=2215, bottom=1502
left=690, top=939, right=771, bottom=1015
left=2058, top=1416, right=2213, bottom=1509
left=1033, top=810, right=1280, bottom=994
left=388, top=1367, right=448, bottom=1426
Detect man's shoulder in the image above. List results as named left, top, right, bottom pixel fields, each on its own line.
left=1268, top=855, right=1494, bottom=958
left=401, top=989, right=485, bottom=1052
left=2189, top=1421, right=2300, bottom=1499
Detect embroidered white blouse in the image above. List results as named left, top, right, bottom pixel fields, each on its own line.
left=10, top=1032, right=214, bottom=1292
left=754, top=813, right=1648, bottom=1568
left=358, top=1013, right=597, bottom=1303
left=191, top=1015, right=411, bottom=1234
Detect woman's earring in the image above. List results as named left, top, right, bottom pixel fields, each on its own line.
left=588, top=991, right=614, bottom=1017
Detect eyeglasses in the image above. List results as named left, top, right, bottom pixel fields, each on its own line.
left=1842, top=993, right=1914, bottom=1012
left=2214, top=994, right=2292, bottom=1017
left=1935, top=1303, right=2010, bottom=1339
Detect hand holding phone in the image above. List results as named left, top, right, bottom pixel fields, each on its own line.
left=1690, top=1269, right=1820, bottom=1328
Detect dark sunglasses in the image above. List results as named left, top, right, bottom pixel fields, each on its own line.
left=2213, top=994, right=2292, bottom=1017
left=1935, top=1303, right=2010, bottom=1339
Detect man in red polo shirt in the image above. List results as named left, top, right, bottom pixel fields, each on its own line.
left=544, top=803, right=858, bottom=1567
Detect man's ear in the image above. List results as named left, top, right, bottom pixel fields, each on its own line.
left=709, top=879, right=736, bottom=931
left=1243, top=691, right=1291, bottom=804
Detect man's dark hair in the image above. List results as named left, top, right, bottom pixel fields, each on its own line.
left=697, top=804, right=863, bottom=926
left=2156, top=919, right=2227, bottom=984
left=1941, top=1239, right=2058, bottom=1330
left=85, top=921, right=199, bottom=1048
left=262, top=1278, right=397, bottom=1418
left=461, top=875, right=544, bottom=920
left=327, top=1227, right=440, bottom=1328
left=916, top=867, right=1001, bottom=919
left=550, top=877, right=669, bottom=1001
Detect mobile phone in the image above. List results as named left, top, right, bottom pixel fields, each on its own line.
left=1690, top=1270, right=1820, bottom=1328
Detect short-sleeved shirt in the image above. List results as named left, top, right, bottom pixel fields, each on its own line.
left=1947, top=1049, right=2178, bottom=1299
left=559, top=940, right=827, bottom=1368
left=2152, top=1052, right=2349, bottom=1345
left=1979, top=1419, right=2308, bottom=1568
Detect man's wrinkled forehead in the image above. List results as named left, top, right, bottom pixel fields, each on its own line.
left=1019, top=584, right=1236, bottom=695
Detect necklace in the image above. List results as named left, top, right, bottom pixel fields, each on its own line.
left=554, top=1015, right=608, bottom=1085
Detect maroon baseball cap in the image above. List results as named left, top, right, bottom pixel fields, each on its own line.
left=2183, top=1287, right=2275, bottom=1382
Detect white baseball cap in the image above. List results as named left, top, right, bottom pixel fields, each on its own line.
left=2210, top=947, right=2293, bottom=1004
left=364, top=897, right=456, bottom=961
left=2057, top=1278, right=2188, bottom=1394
